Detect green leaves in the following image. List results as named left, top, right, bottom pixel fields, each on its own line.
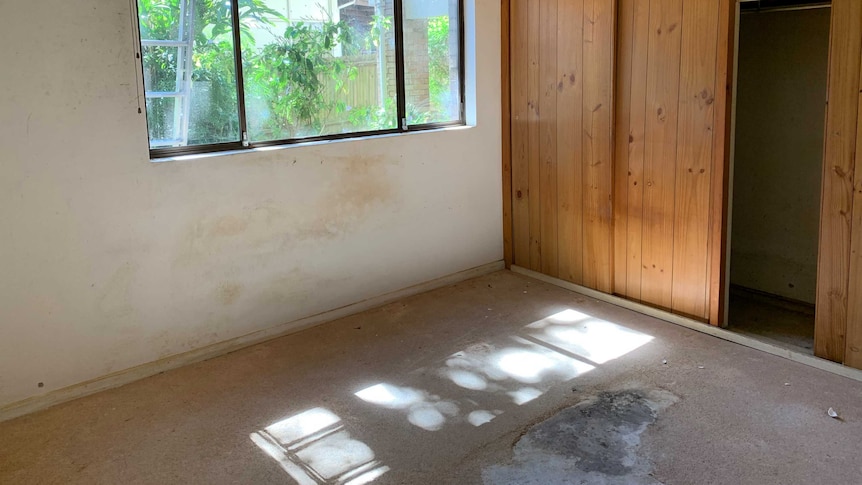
left=246, top=16, right=355, bottom=137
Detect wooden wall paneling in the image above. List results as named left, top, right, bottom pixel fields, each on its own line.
left=623, top=0, right=651, bottom=302
left=670, top=0, right=720, bottom=320
left=614, top=0, right=635, bottom=296
left=814, top=0, right=862, bottom=362
left=640, top=0, right=683, bottom=310
left=527, top=0, right=543, bottom=271
left=708, top=0, right=735, bottom=326
left=582, top=0, right=615, bottom=293
left=540, top=0, right=560, bottom=277
left=557, top=0, right=586, bottom=285
left=844, top=73, right=862, bottom=368
left=502, top=0, right=513, bottom=269
left=842, top=4, right=862, bottom=368
left=511, top=0, right=531, bottom=268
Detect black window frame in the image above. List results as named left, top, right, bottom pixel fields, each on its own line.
left=134, top=0, right=467, bottom=159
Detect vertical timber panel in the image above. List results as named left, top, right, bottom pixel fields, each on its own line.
left=840, top=4, right=862, bottom=368
left=845, top=70, right=862, bottom=367
left=708, top=0, right=734, bottom=326
left=815, top=0, right=862, bottom=362
left=607, top=0, right=732, bottom=319
left=623, top=0, right=651, bottom=302
left=510, top=0, right=531, bottom=267
left=502, top=0, right=513, bottom=268
left=528, top=0, right=543, bottom=271
left=582, top=0, right=615, bottom=293
left=614, top=0, right=635, bottom=296
left=641, top=0, right=683, bottom=310
left=540, top=0, right=560, bottom=277
left=557, top=0, right=586, bottom=285
left=670, top=0, right=719, bottom=319
left=509, top=0, right=614, bottom=293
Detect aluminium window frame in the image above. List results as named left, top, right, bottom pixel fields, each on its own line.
left=134, top=0, right=467, bottom=159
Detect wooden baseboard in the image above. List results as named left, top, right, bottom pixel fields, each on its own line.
left=511, top=265, right=862, bottom=383
left=0, top=261, right=506, bottom=423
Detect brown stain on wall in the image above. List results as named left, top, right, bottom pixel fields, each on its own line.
left=174, top=155, right=400, bottom=268
left=216, top=283, right=243, bottom=305
left=209, top=216, right=249, bottom=238
left=297, top=155, right=397, bottom=240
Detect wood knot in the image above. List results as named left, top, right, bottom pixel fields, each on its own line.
left=833, top=165, right=848, bottom=178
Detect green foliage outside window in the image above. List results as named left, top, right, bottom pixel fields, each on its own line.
left=138, top=0, right=457, bottom=147
left=428, top=16, right=452, bottom=118
left=245, top=20, right=358, bottom=139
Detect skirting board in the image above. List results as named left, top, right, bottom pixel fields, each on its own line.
left=0, top=260, right=506, bottom=423
left=511, top=265, right=862, bottom=383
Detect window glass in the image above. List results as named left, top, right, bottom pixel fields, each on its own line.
left=402, top=0, right=462, bottom=125
left=136, top=0, right=464, bottom=155
left=241, top=1, right=396, bottom=142
left=137, top=0, right=241, bottom=147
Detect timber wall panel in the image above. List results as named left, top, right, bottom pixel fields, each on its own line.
left=640, top=0, right=683, bottom=311
left=815, top=0, right=862, bottom=363
left=540, top=0, right=560, bottom=277
left=510, top=0, right=731, bottom=322
left=557, top=0, right=586, bottom=284
left=527, top=0, right=543, bottom=271
left=708, top=0, right=734, bottom=326
left=509, top=0, right=615, bottom=291
left=614, top=0, right=726, bottom=320
left=613, top=0, right=635, bottom=298
left=623, top=0, right=652, bottom=303
left=582, top=0, right=616, bottom=293
left=670, top=0, right=719, bottom=318
left=844, top=71, right=862, bottom=367
left=510, top=0, right=531, bottom=269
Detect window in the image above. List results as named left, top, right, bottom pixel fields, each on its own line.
left=135, top=0, right=465, bottom=157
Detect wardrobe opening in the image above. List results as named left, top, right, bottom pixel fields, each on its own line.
left=726, top=0, right=831, bottom=353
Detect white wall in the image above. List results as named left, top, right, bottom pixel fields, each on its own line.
left=730, top=8, right=830, bottom=304
left=0, top=0, right=501, bottom=409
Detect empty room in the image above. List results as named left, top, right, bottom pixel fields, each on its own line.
left=3, top=0, right=862, bottom=484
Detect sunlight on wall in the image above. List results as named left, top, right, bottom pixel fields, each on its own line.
left=251, top=407, right=390, bottom=485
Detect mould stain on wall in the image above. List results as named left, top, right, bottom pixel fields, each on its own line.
left=175, top=155, right=402, bottom=268
left=216, top=282, right=244, bottom=306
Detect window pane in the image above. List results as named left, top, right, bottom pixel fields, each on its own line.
left=138, top=0, right=240, bottom=149
left=402, top=0, right=461, bottom=125
left=145, top=96, right=180, bottom=147
left=137, top=0, right=181, bottom=41
left=241, top=0, right=397, bottom=142
left=142, top=46, right=181, bottom=93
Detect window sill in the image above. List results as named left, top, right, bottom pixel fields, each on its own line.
left=150, top=124, right=474, bottom=164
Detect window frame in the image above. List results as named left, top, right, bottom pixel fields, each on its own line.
left=134, top=0, right=467, bottom=159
